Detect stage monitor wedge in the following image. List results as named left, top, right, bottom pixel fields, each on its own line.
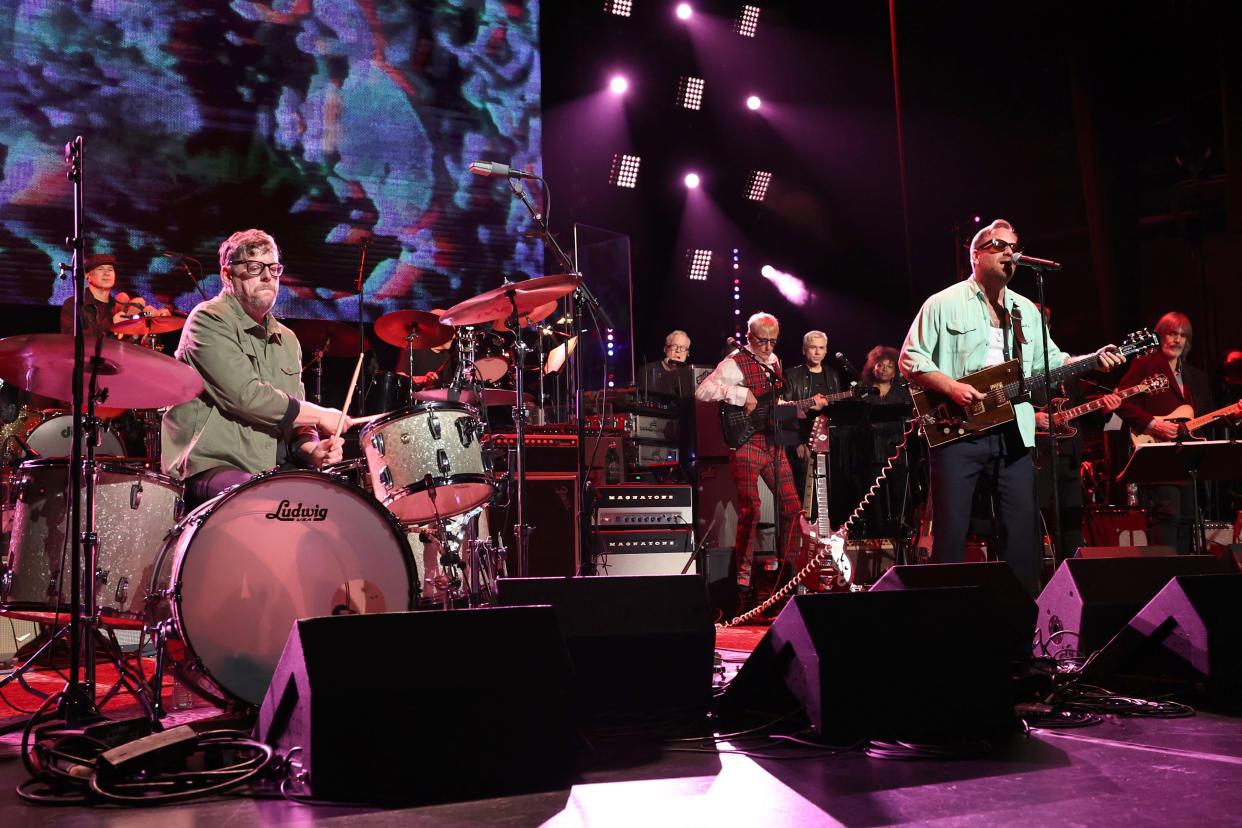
left=255, top=607, right=575, bottom=806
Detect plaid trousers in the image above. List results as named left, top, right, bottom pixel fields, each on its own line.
left=730, top=435, right=807, bottom=588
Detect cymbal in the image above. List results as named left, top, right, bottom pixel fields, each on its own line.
left=112, top=311, right=187, bottom=336
left=493, top=299, right=558, bottom=332
left=283, top=319, right=364, bottom=357
left=412, top=387, right=533, bottom=407
left=440, top=274, right=582, bottom=328
left=374, top=309, right=454, bottom=349
left=0, top=334, right=204, bottom=410
left=545, top=336, right=578, bottom=375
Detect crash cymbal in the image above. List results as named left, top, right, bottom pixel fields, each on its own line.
left=492, top=299, right=558, bottom=332
left=545, top=336, right=578, bottom=375
left=111, top=310, right=187, bottom=336
left=374, top=309, right=455, bottom=349
left=0, top=333, right=204, bottom=410
left=440, top=274, right=582, bottom=328
left=283, top=319, right=364, bottom=357
left=412, top=387, right=533, bottom=407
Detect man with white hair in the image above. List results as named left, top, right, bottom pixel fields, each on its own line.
left=162, top=228, right=350, bottom=508
left=697, top=312, right=826, bottom=606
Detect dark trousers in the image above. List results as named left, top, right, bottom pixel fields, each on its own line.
left=930, top=426, right=1040, bottom=596
left=184, top=465, right=253, bottom=511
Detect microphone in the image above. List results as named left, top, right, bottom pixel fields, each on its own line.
left=468, top=160, right=539, bottom=180
left=163, top=250, right=201, bottom=263
left=1011, top=251, right=1062, bottom=271
left=834, top=351, right=862, bottom=381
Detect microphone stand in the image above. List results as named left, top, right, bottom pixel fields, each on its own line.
left=1029, top=263, right=1063, bottom=568
left=505, top=177, right=607, bottom=576
left=353, top=237, right=370, bottom=416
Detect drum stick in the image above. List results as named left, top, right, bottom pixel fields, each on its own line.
left=348, top=413, right=385, bottom=427
left=335, top=352, right=364, bottom=436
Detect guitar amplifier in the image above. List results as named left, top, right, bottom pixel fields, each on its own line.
left=594, top=484, right=694, bottom=528
left=587, top=413, right=679, bottom=442
left=625, top=440, right=678, bottom=469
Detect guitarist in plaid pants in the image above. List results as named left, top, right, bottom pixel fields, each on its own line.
left=696, top=312, right=827, bottom=606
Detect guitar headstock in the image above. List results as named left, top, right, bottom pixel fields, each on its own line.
left=1119, top=329, right=1158, bottom=357
left=809, top=414, right=830, bottom=453
left=1141, top=373, right=1170, bottom=393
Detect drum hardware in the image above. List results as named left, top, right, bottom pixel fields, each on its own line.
left=285, top=319, right=364, bottom=406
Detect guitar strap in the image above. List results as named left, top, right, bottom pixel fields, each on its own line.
left=1011, top=303, right=1027, bottom=402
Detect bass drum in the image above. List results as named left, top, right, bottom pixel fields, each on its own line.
left=24, top=412, right=126, bottom=458
left=148, top=470, right=416, bottom=709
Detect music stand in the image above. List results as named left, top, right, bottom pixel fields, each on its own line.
left=1116, top=440, right=1242, bottom=557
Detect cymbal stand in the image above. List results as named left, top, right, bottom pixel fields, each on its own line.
left=504, top=296, right=532, bottom=576
left=305, top=346, right=325, bottom=404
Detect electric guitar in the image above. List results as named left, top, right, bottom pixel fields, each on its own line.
left=1043, top=373, right=1169, bottom=438
left=1131, top=399, right=1242, bottom=446
left=797, top=415, right=852, bottom=590
left=912, top=329, right=1158, bottom=449
left=721, top=385, right=873, bottom=450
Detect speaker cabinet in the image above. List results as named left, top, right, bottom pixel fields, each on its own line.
left=592, top=528, right=695, bottom=576
left=497, top=574, right=714, bottom=721
left=256, top=607, right=575, bottom=805
left=1086, top=574, right=1242, bottom=709
left=497, top=472, right=579, bottom=576
left=695, top=459, right=774, bottom=552
left=870, top=562, right=1037, bottom=659
left=1034, top=555, right=1222, bottom=660
left=720, top=589, right=1016, bottom=743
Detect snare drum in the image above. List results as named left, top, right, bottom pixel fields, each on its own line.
left=147, top=470, right=415, bottom=708
left=2, top=459, right=182, bottom=625
left=361, top=402, right=494, bottom=524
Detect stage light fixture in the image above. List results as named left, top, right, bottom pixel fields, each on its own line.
left=735, top=5, right=760, bottom=37
left=745, top=170, right=772, bottom=201
left=745, top=95, right=761, bottom=111
left=686, top=248, right=712, bottom=281
left=677, top=76, right=705, bottom=110
left=684, top=172, right=700, bottom=188
left=605, top=0, right=633, bottom=17
left=609, top=153, right=642, bottom=188
left=610, top=75, right=629, bottom=95
left=676, top=3, right=692, bottom=19
left=761, top=264, right=810, bottom=306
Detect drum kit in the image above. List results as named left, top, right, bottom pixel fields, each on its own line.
left=0, top=272, right=584, bottom=718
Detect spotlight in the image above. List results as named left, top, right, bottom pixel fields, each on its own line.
left=745, top=170, right=772, bottom=201
left=684, top=172, right=700, bottom=189
left=760, top=264, right=810, bottom=306
left=609, top=153, right=642, bottom=188
left=735, top=4, right=761, bottom=37
left=746, top=95, right=761, bottom=111
left=686, top=249, right=712, bottom=281
left=610, top=75, right=628, bottom=95
left=604, top=0, right=632, bottom=17
left=676, top=76, right=705, bottom=110
left=676, top=3, right=692, bottom=20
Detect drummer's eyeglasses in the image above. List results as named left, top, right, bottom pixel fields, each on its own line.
left=230, top=259, right=285, bottom=278
left=975, top=238, right=1022, bottom=254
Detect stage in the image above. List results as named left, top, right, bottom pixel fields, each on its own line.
left=3, top=622, right=1242, bottom=826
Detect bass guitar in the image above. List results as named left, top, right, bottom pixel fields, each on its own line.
left=721, top=385, right=872, bottom=450
left=1131, top=399, right=1242, bottom=446
left=912, top=329, right=1157, bottom=449
left=1044, top=373, right=1169, bottom=438
left=797, top=415, right=852, bottom=590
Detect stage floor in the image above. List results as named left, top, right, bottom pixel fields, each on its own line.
left=3, top=632, right=1242, bottom=826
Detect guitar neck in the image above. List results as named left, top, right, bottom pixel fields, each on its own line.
left=1052, top=383, right=1146, bottom=425
left=1186, top=400, right=1242, bottom=434
left=815, top=451, right=831, bottom=537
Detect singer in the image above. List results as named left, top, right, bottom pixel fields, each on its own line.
left=696, top=312, right=825, bottom=611
left=898, top=218, right=1125, bottom=595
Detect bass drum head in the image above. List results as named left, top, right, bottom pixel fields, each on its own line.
left=155, top=470, right=415, bottom=709
left=25, top=413, right=125, bottom=457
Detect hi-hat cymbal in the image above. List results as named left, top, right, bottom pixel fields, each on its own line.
left=374, top=309, right=454, bottom=349
left=440, top=274, right=582, bottom=328
left=284, top=319, right=364, bottom=357
left=0, top=334, right=204, bottom=410
left=111, top=311, right=187, bottom=336
left=412, top=387, right=533, bottom=407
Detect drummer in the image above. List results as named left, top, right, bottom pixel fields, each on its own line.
left=59, top=253, right=170, bottom=339
left=161, top=229, right=352, bottom=509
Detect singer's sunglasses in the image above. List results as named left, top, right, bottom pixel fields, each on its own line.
left=750, top=335, right=779, bottom=346
left=975, top=238, right=1023, bottom=254
left=230, top=259, right=285, bottom=278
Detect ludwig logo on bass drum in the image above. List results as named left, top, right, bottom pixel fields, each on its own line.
left=265, top=500, right=328, bottom=521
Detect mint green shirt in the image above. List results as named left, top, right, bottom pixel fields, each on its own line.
left=161, top=292, right=312, bottom=480
left=898, top=277, right=1070, bottom=448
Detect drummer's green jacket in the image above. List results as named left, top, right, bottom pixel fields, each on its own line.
left=162, top=291, right=316, bottom=481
